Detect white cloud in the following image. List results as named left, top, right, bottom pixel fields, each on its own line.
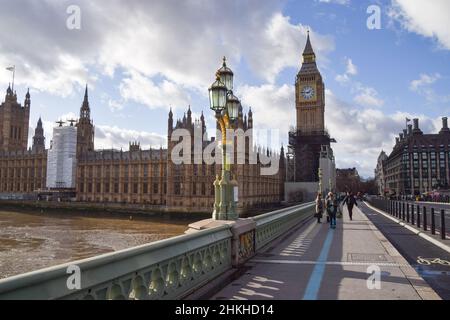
left=119, top=71, right=190, bottom=111
left=410, top=73, right=441, bottom=91
left=107, top=99, right=124, bottom=112
left=335, top=73, right=350, bottom=85
left=237, top=83, right=295, bottom=139
left=318, top=0, right=350, bottom=5
left=346, top=58, right=358, bottom=76
left=95, top=125, right=166, bottom=150
left=0, top=1, right=334, bottom=99
left=335, top=58, right=383, bottom=107
left=325, top=89, right=440, bottom=177
left=409, top=73, right=450, bottom=103
left=353, top=86, right=384, bottom=107
left=389, top=0, right=450, bottom=50
left=335, top=58, right=357, bottom=84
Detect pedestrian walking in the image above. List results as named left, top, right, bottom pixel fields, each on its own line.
left=343, top=191, right=358, bottom=221
left=315, top=192, right=324, bottom=224
left=326, top=192, right=338, bottom=229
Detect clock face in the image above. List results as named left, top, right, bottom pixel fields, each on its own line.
left=301, top=86, right=315, bottom=100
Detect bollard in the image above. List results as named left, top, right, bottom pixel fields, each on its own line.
left=441, top=210, right=446, bottom=240
left=417, top=205, right=421, bottom=228
left=431, top=208, right=435, bottom=235
left=411, top=204, right=415, bottom=225
left=406, top=204, right=410, bottom=223
left=423, top=207, right=427, bottom=231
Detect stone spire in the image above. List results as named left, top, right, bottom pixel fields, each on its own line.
left=80, top=84, right=90, bottom=119
left=168, top=107, right=174, bottom=136
left=248, top=107, right=253, bottom=129
left=24, top=88, right=31, bottom=108
left=32, top=117, right=45, bottom=152
left=303, top=30, right=315, bottom=57
left=76, top=84, right=95, bottom=156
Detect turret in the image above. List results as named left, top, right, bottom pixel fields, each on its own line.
left=24, top=88, right=31, bottom=108
left=76, top=84, right=95, bottom=156
left=247, top=107, right=253, bottom=129
left=32, top=117, right=45, bottom=152
left=168, top=107, right=174, bottom=136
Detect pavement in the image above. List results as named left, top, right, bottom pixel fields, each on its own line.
left=210, top=205, right=441, bottom=300
left=361, top=201, right=450, bottom=299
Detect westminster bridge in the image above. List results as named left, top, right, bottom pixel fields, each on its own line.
left=0, top=199, right=449, bottom=300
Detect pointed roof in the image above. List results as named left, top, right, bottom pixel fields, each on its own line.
left=303, top=30, right=315, bottom=56
left=37, top=117, right=42, bottom=127
left=82, top=84, right=90, bottom=108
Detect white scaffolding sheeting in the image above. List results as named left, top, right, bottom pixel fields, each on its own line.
left=46, top=125, right=77, bottom=189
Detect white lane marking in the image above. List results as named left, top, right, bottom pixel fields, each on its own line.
left=364, top=201, right=450, bottom=254
left=251, top=259, right=409, bottom=267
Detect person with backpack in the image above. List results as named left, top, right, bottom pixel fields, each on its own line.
left=344, top=191, right=358, bottom=221
left=315, top=192, right=324, bottom=224
left=326, top=192, right=338, bottom=229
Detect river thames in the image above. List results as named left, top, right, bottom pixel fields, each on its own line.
left=0, top=208, right=195, bottom=279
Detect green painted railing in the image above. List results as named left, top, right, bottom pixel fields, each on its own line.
left=0, top=202, right=314, bottom=300
left=254, top=202, right=315, bottom=250
left=0, top=226, right=232, bottom=300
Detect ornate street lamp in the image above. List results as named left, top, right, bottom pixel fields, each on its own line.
left=209, top=57, right=241, bottom=221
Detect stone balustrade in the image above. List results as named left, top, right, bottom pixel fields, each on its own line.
left=0, top=202, right=314, bottom=300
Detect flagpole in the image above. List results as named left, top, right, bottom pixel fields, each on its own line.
left=12, top=65, right=15, bottom=92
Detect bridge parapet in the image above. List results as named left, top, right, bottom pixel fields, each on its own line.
left=254, top=203, right=314, bottom=250
left=0, top=203, right=314, bottom=300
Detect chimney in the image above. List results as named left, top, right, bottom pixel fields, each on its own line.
left=399, top=133, right=404, bottom=141
left=412, top=118, right=423, bottom=135
left=395, top=137, right=400, bottom=144
left=408, top=124, right=413, bottom=135
left=403, top=129, right=407, bottom=138
left=440, top=117, right=450, bottom=134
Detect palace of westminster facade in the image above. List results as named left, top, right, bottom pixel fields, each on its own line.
left=0, top=60, right=286, bottom=213
left=0, top=33, right=335, bottom=212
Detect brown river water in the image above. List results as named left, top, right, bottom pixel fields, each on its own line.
left=0, top=209, right=195, bottom=279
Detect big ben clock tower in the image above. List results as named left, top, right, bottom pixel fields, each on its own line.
left=289, top=31, right=333, bottom=182
left=296, top=31, right=325, bottom=133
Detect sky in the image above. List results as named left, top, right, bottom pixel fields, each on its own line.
left=0, top=0, right=449, bottom=178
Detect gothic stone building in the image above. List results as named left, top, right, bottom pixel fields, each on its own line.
left=0, top=61, right=285, bottom=212
left=289, top=31, right=333, bottom=182
left=0, top=87, right=46, bottom=197
left=384, top=118, right=450, bottom=196
left=77, top=102, right=286, bottom=214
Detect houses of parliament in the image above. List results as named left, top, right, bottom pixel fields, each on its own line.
left=0, top=60, right=286, bottom=214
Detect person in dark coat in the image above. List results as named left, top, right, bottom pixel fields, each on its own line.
left=326, top=192, right=338, bottom=229
left=343, top=191, right=358, bottom=221
left=315, top=192, right=324, bottom=223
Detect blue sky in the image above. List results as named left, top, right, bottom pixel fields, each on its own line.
left=0, top=0, right=449, bottom=177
